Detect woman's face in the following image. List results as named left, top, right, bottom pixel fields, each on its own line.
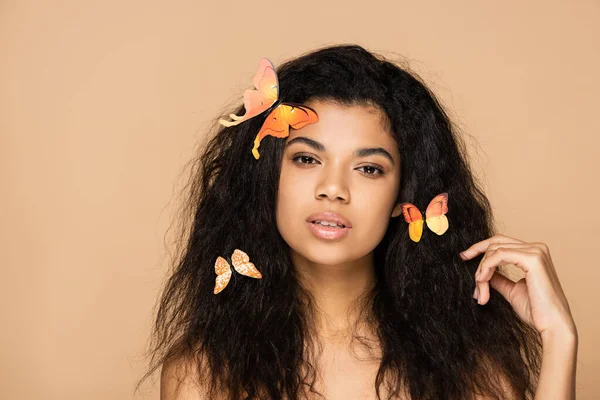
left=276, top=99, right=402, bottom=266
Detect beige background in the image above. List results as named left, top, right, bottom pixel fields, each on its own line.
left=1, top=1, right=598, bottom=399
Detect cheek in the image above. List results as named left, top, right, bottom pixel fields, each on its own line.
left=352, top=190, right=396, bottom=243
left=275, top=163, right=400, bottom=264
left=275, top=168, right=302, bottom=231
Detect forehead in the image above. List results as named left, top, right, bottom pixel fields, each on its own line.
left=286, top=99, right=397, bottom=151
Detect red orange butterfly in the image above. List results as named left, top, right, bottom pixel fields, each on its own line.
left=213, top=249, right=262, bottom=294
left=399, top=193, right=449, bottom=243
left=218, top=57, right=319, bottom=159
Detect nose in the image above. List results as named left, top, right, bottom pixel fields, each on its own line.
left=315, top=166, right=350, bottom=203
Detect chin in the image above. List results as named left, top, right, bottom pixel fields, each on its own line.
left=291, top=240, right=368, bottom=266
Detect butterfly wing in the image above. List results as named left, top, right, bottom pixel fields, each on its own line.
left=231, top=249, right=262, bottom=279
left=251, top=103, right=319, bottom=159
left=399, top=202, right=424, bottom=243
left=252, top=58, right=279, bottom=98
left=424, top=192, right=449, bottom=236
left=218, top=57, right=279, bottom=127
left=214, top=256, right=233, bottom=294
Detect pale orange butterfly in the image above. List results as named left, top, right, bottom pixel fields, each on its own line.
left=399, top=193, right=449, bottom=243
left=218, top=57, right=319, bottom=159
left=213, top=249, right=262, bottom=295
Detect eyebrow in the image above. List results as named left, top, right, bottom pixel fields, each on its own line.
left=285, top=136, right=395, bottom=166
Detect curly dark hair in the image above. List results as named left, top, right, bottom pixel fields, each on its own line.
left=135, top=44, right=542, bottom=399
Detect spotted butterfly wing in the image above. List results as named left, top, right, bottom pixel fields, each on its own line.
left=230, top=249, right=262, bottom=279
left=214, top=256, right=233, bottom=294
left=213, top=249, right=262, bottom=295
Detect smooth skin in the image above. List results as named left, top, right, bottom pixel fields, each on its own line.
left=161, top=102, right=578, bottom=399
left=462, top=234, right=578, bottom=399
left=275, top=99, right=403, bottom=398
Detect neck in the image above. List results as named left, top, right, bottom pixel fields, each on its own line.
left=292, top=249, right=376, bottom=343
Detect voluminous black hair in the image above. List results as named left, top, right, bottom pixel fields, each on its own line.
left=136, top=44, right=541, bottom=399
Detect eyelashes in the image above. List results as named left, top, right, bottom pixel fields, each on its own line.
left=291, top=153, right=385, bottom=176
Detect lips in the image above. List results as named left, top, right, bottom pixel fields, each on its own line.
left=305, top=211, right=352, bottom=228
left=306, top=221, right=350, bottom=240
left=305, top=211, right=352, bottom=241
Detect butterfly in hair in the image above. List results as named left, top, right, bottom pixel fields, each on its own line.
left=399, top=192, right=449, bottom=243
left=213, top=249, right=262, bottom=294
left=218, top=57, right=319, bottom=159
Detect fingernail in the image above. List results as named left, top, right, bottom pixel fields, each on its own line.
left=460, top=252, right=466, bottom=260
left=475, top=270, right=481, bottom=280
left=473, top=286, right=479, bottom=299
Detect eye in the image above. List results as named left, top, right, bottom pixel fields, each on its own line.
left=291, top=153, right=385, bottom=176
left=356, top=165, right=384, bottom=176
left=292, top=153, right=320, bottom=165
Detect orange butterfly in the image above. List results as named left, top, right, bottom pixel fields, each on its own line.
left=399, top=193, right=449, bottom=243
left=218, top=57, right=319, bottom=159
left=213, top=249, right=262, bottom=294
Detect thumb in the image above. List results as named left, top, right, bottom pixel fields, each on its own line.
left=488, top=272, right=516, bottom=303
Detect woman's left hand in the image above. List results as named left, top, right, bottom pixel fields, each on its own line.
left=459, top=234, right=577, bottom=340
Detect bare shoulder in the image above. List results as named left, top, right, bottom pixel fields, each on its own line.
left=160, top=352, right=225, bottom=400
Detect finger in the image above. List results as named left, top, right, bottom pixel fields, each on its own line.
left=486, top=242, right=548, bottom=253
left=474, top=248, right=495, bottom=304
left=476, top=247, right=544, bottom=283
left=460, top=234, right=524, bottom=260
left=472, top=242, right=556, bottom=307
left=475, top=272, right=516, bottom=305
left=474, top=243, right=541, bottom=281
left=487, top=272, right=516, bottom=304
left=476, top=248, right=543, bottom=305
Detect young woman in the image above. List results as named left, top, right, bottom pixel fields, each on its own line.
left=137, top=44, right=578, bottom=399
